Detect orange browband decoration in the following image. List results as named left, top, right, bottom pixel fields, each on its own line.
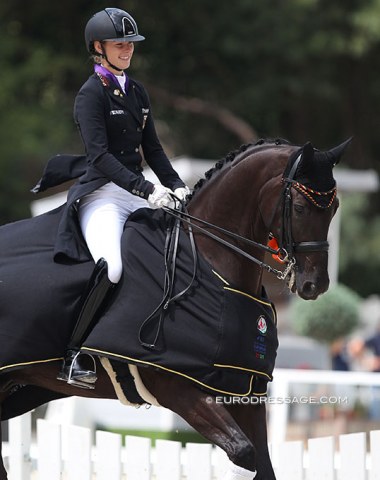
left=292, top=182, right=337, bottom=209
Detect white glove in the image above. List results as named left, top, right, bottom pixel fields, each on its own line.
left=174, top=186, right=191, bottom=201
left=148, top=184, right=175, bottom=209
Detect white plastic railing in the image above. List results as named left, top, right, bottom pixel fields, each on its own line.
left=4, top=412, right=380, bottom=479
left=269, top=368, right=380, bottom=442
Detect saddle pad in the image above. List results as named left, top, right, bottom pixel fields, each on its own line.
left=83, top=209, right=279, bottom=396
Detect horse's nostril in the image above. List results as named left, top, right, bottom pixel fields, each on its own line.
left=303, top=281, right=317, bottom=297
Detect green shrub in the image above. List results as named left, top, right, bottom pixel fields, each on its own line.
left=290, top=284, right=361, bottom=343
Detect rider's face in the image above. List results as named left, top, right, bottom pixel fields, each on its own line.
left=94, top=40, right=135, bottom=73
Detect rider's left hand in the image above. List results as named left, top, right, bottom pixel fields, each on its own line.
left=174, top=186, right=191, bottom=201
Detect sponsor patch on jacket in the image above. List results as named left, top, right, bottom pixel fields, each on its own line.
left=110, top=110, right=126, bottom=115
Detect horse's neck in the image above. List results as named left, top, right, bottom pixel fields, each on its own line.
left=188, top=162, right=271, bottom=297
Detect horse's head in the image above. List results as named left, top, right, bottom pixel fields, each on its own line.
left=186, top=137, right=350, bottom=301
left=267, top=139, right=351, bottom=300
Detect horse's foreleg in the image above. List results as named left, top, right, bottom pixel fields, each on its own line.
left=140, top=371, right=257, bottom=478
left=226, top=402, right=276, bottom=480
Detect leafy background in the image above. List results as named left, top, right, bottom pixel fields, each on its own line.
left=1, top=0, right=379, bottom=295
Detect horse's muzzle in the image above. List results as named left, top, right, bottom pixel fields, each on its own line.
left=294, top=258, right=330, bottom=300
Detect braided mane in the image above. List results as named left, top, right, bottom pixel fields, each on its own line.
left=187, top=138, right=291, bottom=202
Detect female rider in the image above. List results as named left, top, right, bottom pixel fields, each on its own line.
left=53, top=8, right=189, bottom=388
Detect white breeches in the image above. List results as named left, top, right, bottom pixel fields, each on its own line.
left=78, top=182, right=148, bottom=283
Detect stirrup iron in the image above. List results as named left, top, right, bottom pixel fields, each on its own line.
left=62, top=351, right=97, bottom=390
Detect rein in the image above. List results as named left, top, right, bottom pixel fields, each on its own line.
left=138, top=202, right=291, bottom=350
left=138, top=207, right=199, bottom=349
left=162, top=207, right=293, bottom=280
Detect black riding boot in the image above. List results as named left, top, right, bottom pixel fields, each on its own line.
left=57, top=258, right=115, bottom=389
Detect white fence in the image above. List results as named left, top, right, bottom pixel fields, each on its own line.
left=3, top=413, right=228, bottom=480
left=3, top=413, right=380, bottom=479
left=269, top=368, right=380, bottom=442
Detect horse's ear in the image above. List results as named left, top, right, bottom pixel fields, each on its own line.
left=325, top=137, right=352, bottom=166
left=299, top=141, right=315, bottom=168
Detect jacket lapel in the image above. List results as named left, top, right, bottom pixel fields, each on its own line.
left=125, top=83, right=144, bottom=125
left=96, top=73, right=142, bottom=125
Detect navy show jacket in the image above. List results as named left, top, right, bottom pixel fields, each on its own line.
left=33, top=72, right=185, bottom=262
left=74, top=72, right=185, bottom=198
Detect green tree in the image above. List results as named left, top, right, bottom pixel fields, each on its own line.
left=0, top=0, right=379, bottom=294
left=0, top=1, right=92, bottom=220
left=339, top=192, right=380, bottom=297
left=290, top=283, right=360, bottom=344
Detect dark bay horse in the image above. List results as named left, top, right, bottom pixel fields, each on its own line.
left=0, top=139, right=349, bottom=480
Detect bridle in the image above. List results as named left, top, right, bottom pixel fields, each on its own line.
left=279, top=152, right=333, bottom=259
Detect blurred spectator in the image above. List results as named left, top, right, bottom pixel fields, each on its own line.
left=331, top=338, right=351, bottom=371
left=349, top=326, right=380, bottom=419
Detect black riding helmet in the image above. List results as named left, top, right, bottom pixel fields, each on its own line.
left=85, top=7, right=145, bottom=54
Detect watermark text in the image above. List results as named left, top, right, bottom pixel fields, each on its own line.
left=209, top=395, right=349, bottom=405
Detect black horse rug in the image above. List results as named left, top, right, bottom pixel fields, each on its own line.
left=0, top=207, right=278, bottom=397
left=0, top=206, right=93, bottom=371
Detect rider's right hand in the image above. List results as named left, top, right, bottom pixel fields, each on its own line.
left=147, top=184, right=175, bottom=209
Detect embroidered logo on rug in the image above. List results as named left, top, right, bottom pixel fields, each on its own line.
left=257, top=315, right=267, bottom=334
left=254, top=316, right=268, bottom=360
left=254, top=335, right=266, bottom=360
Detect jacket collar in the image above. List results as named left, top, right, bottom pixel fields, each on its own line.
left=94, top=64, right=130, bottom=92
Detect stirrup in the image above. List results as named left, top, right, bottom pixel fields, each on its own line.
left=64, top=351, right=97, bottom=390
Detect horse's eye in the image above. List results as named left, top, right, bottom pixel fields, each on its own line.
left=294, top=204, right=305, bottom=214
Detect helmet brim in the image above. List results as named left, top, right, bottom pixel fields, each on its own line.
left=103, top=34, right=145, bottom=42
